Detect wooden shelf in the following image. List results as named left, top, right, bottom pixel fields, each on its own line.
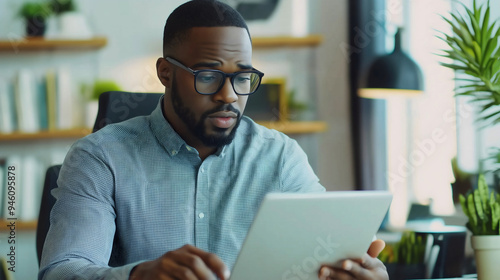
left=257, top=121, right=327, bottom=134
left=0, top=128, right=91, bottom=141
left=0, top=220, right=37, bottom=231
left=252, top=35, right=323, bottom=48
left=0, top=36, right=320, bottom=51
left=0, top=121, right=326, bottom=141
left=0, top=36, right=107, bottom=51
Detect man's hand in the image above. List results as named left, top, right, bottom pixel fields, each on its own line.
left=317, top=239, right=389, bottom=280
left=129, top=244, right=230, bottom=280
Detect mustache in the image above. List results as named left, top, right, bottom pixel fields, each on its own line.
left=202, top=104, right=240, bottom=118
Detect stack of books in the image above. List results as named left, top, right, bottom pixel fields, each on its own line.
left=0, top=68, right=83, bottom=134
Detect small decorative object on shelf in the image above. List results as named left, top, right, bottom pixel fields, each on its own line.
left=19, top=2, right=52, bottom=37
left=48, top=0, right=93, bottom=39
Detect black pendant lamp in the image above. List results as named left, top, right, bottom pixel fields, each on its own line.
left=358, top=28, right=424, bottom=98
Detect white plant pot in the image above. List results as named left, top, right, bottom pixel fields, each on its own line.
left=57, top=12, right=93, bottom=39
left=471, top=235, right=500, bottom=280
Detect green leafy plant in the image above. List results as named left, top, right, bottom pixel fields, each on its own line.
left=438, top=0, right=500, bottom=124
left=49, top=0, right=76, bottom=15
left=19, top=2, right=52, bottom=20
left=91, top=80, right=122, bottom=100
left=485, top=147, right=500, bottom=173
left=459, top=174, right=500, bottom=235
left=378, top=231, right=427, bottom=264
left=287, top=89, right=308, bottom=120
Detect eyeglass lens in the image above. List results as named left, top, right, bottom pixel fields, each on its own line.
left=195, top=71, right=261, bottom=94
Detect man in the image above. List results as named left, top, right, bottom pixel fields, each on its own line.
left=39, top=1, right=388, bottom=279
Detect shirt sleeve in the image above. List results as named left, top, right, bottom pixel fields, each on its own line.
left=279, top=138, right=326, bottom=193
left=38, top=138, right=143, bottom=280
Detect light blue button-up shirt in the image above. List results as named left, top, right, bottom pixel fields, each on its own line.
left=39, top=98, right=324, bottom=279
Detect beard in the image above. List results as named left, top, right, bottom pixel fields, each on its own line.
left=170, top=73, right=242, bottom=148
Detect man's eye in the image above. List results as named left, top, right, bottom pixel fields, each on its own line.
left=198, top=73, right=218, bottom=83
left=236, top=75, right=251, bottom=83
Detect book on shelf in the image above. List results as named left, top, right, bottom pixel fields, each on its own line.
left=14, top=70, right=40, bottom=133
left=19, top=156, right=43, bottom=221
left=57, top=68, right=75, bottom=130
left=46, top=71, right=58, bottom=131
left=38, top=77, right=49, bottom=131
left=0, top=159, right=5, bottom=218
left=0, top=79, right=16, bottom=133
left=0, top=156, right=44, bottom=221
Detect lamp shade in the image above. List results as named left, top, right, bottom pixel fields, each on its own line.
left=358, top=28, right=424, bottom=99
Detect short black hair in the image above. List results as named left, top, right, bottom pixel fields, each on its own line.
left=163, top=0, right=250, bottom=57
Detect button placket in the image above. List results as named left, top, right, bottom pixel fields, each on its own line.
left=194, top=160, right=210, bottom=250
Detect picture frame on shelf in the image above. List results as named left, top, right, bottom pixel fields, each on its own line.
left=231, top=0, right=309, bottom=37
left=244, top=78, right=287, bottom=122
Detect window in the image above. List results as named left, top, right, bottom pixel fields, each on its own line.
left=385, top=0, right=456, bottom=227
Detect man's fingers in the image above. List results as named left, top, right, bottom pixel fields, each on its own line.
left=167, top=250, right=216, bottom=280
left=341, top=260, right=372, bottom=280
left=163, top=259, right=199, bottom=280
left=184, top=245, right=231, bottom=279
left=319, top=265, right=355, bottom=280
left=367, top=239, right=385, bottom=258
left=318, top=255, right=388, bottom=280
left=360, top=253, right=385, bottom=269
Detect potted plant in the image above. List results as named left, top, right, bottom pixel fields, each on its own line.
left=83, top=80, right=122, bottom=128
left=49, top=0, right=93, bottom=38
left=439, top=1, right=500, bottom=278
left=19, top=2, right=52, bottom=37
left=378, top=231, right=427, bottom=280
left=49, top=0, right=75, bottom=15
left=459, top=175, right=500, bottom=280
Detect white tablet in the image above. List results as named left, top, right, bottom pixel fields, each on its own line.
left=230, top=191, right=393, bottom=280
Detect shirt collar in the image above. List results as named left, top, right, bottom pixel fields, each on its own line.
left=149, top=95, right=186, bottom=157
left=149, top=95, right=227, bottom=158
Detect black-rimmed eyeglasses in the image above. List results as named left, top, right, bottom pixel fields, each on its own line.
left=165, top=57, right=264, bottom=95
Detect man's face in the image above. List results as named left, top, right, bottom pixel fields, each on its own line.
left=170, top=71, right=242, bottom=147
left=160, top=27, right=253, bottom=148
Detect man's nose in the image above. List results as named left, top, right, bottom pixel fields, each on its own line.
left=213, top=78, right=238, bottom=104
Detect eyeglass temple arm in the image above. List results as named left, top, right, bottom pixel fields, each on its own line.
left=165, top=57, right=195, bottom=74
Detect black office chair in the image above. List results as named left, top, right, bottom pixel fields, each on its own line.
left=36, top=91, right=163, bottom=265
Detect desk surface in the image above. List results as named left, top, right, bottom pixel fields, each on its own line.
left=411, top=275, right=477, bottom=280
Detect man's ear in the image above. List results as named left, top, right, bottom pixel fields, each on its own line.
left=156, top=57, right=172, bottom=88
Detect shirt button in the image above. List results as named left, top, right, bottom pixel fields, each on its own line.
left=200, top=167, right=205, bottom=173
left=198, top=212, right=205, bottom=219
left=171, top=150, right=177, bottom=155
